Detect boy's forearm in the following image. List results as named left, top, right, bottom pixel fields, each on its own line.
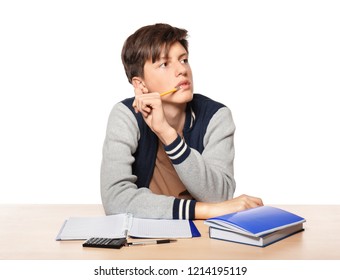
left=194, top=201, right=229, bottom=220
left=195, top=202, right=212, bottom=219
left=155, top=126, right=178, bottom=146
left=195, top=195, right=264, bottom=220
left=171, top=107, right=236, bottom=201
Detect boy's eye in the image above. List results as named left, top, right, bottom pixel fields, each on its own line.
left=181, top=58, right=189, bottom=64
left=160, top=62, right=168, bottom=68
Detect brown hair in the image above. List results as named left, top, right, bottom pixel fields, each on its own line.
left=121, top=23, right=189, bottom=83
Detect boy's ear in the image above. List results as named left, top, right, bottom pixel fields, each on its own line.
left=132, top=77, right=148, bottom=91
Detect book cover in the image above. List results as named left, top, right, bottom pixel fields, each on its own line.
left=205, top=206, right=306, bottom=237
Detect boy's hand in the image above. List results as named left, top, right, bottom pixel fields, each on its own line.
left=133, top=87, right=177, bottom=145
left=195, top=194, right=264, bottom=220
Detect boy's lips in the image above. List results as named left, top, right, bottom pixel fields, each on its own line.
left=176, top=80, right=191, bottom=90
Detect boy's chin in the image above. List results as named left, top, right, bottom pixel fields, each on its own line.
left=166, top=92, right=193, bottom=104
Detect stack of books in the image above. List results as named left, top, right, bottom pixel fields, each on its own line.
left=204, top=206, right=306, bottom=247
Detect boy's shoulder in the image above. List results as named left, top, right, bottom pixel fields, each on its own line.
left=120, top=96, right=135, bottom=108
left=190, top=93, right=226, bottom=113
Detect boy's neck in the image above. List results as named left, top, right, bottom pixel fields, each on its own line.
left=162, top=102, right=187, bottom=133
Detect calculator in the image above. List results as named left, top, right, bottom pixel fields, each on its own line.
left=82, top=237, right=127, bottom=249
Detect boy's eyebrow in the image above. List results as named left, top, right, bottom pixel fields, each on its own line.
left=158, top=55, right=169, bottom=61
left=158, top=52, right=188, bottom=61
left=178, top=52, right=188, bottom=59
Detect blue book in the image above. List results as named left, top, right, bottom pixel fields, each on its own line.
left=205, top=206, right=305, bottom=247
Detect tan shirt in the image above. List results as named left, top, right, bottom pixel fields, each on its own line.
left=149, top=141, right=193, bottom=200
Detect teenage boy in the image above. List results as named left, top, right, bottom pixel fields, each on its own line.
left=101, top=23, right=263, bottom=219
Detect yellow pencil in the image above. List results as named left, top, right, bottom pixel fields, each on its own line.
left=160, top=87, right=180, bottom=97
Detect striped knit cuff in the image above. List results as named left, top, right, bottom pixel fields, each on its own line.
left=164, top=134, right=191, bottom=164
left=172, top=199, right=196, bottom=220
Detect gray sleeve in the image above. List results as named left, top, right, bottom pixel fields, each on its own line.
left=100, top=102, right=176, bottom=219
left=168, top=107, right=236, bottom=202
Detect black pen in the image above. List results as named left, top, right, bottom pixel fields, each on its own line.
left=127, top=239, right=177, bottom=246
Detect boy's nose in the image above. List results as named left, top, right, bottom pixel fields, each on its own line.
left=175, top=62, right=187, bottom=77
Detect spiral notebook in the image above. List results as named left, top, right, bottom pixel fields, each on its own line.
left=56, top=213, right=200, bottom=240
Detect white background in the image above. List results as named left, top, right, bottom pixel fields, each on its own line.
left=1, top=0, right=339, bottom=205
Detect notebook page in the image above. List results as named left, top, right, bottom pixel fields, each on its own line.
left=129, top=218, right=192, bottom=238
left=57, top=214, right=127, bottom=240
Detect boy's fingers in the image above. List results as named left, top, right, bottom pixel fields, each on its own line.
left=133, top=87, right=144, bottom=113
left=134, top=86, right=143, bottom=96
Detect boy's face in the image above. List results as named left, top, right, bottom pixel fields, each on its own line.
left=142, top=42, right=193, bottom=103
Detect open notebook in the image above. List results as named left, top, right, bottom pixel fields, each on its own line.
left=56, top=213, right=200, bottom=240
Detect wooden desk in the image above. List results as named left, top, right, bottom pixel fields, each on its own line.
left=0, top=204, right=339, bottom=260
